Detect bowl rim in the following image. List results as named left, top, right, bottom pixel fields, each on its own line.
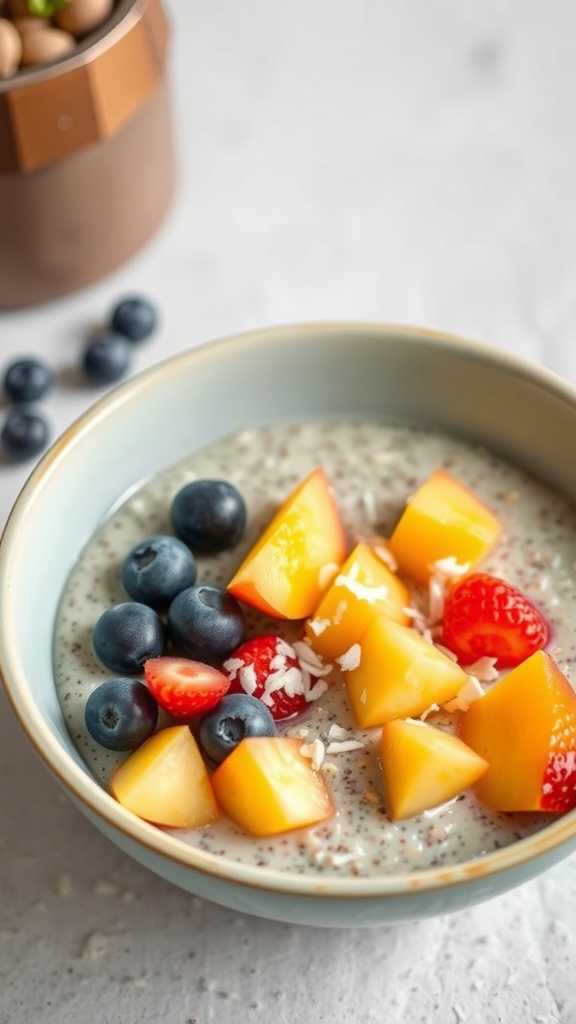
left=3, top=318, right=576, bottom=901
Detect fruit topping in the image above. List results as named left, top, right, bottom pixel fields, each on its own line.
left=0, top=407, right=50, bottom=462
left=84, top=677, right=158, bottom=751
left=379, top=717, right=489, bottom=820
left=227, top=466, right=347, bottom=619
left=143, top=656, right=231, bottom=718
left=109, top=725, right=220, bottom=828
left=2, top=356, right=54, bottom=403
left=387, top=469, right=502, bottom=584
left=171, top=479, right=247, bottom=554
left=81, top=331, right=132, bottom=385
left=121, top=534, right=197, bottom=609
left=110, top=295, right=158, bottom=343
left=459, top=649, right=576, bottom=813
left=92, top=602, right=166, bottom=674
left=167, top=584, right=245, bottom=663
left=210, top=736, right=333, bottom=836
left=305, top=541, right=410, bottom=660
left=341, top=613, right=469, bottom=728
left=222, top=634, right=331, bottom=721
left=198, top=692, right=276, bottom=764
left=442, top=572, right=550, bottom=667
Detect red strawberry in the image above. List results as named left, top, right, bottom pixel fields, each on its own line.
left=143, top=657, right=231, bottom=718
left=222, top=634, right=330, bottom=721
left=542, top=741, right=576, bottom=813
left=442, top=572, right=550, bottom=668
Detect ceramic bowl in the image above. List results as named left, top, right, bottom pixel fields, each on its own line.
left=2, top=322, right=576, bottom=928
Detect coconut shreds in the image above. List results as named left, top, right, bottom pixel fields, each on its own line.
left=308, top=616, right=330, bottom=636
left=292, top=639, right=332, bottom=675
left=238, top=663, right=258, bottom=696
left=427, top=556, right=470, bottom=624
left=442, top=676, right=485, bottom=712
left=335, top=562, right=390, bottom=605
left=419, top=703, right=440, bottom=721
left=336, top=643, right=362, bottom=672
left=325, top=739, right=365, bottom=755
left=461, top=656, right=499, bottom=682
left=326, top=723, right=349, bottom=741
left=299, top=737, right=325, bottom=770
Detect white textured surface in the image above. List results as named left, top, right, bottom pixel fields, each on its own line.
left=2, top=1, right=576, bottom=1020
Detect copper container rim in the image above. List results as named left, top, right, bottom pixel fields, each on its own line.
left=0, top=0, right=147, bottom=92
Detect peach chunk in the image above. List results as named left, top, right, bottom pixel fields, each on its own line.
left=342, top=614, right=469, bottom=728
left=459, top=650, right=576, bottom=813
left=211, top=736, right=333, bottom=836
left=227, top=467, right=347, bottom=619
left=304, top=542, right=410, bottom=660
left=379, top=718, right=488, bottom=820
left=387, top=469, right=502, bottom=584
left=109, top=725, right=219, bottom=828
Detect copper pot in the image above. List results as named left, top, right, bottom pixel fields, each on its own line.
left=0, top=0, right=175, bottom=308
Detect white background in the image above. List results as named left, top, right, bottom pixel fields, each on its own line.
left=1, top=1, right=576, bottom=1021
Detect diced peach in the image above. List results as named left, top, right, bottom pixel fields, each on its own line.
left=211, top=736, right=333, bottom=836
left=342, top=614, right=469, bottom=728
left=379, top=718, right=488, bottom=820
left=387, top=469, right=502, bottom=584
left=459, top=650, right=576, bottom=813
left=304, top=542, right=410, bottom=660
left=109, top=725, right=219, bottom=828
left=227, top=467, right=347, bottom=619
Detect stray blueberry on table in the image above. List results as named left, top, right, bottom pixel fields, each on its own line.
left=121, top=534, right=197, bottom=608
left=92, top=602, right=166, bottom=674
left=110, top=296, right=158, bottom=342
left=3, top=357, right=54, bottom=403
left=0, top=408, right=50, bottom=462
left=198, top=693, right=276, bottom=764
left=82, top=331, right=132, bottom=385
left=170, top=479, right=247, bottom=553
left=168, top=584, right=245, bottom=663
left=85, top=677, right=158, bottom=751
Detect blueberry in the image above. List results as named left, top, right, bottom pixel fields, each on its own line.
left=110, top=296, right=158, bottom=342
left=0, top=408, right=50, bottom=461
left=93, top=602, right=166, bottom=674
left=170, top=479, right=247, bottom=553
left=198, top=693, right=276, bottom=764
left=3, top=357, right=54, bottom=403
left=121, top=534, right=197, bottom=608
left=85, top=677, right=158, bottom=751
left=82, top=332, right=132, bottom=385
left=168, top=585, right=245, bottom=663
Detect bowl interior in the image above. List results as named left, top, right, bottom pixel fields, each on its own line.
left=3, top=321, right=576, bottom=902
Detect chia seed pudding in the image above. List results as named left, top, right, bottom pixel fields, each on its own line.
left=52, top=417, right=576, bottom=877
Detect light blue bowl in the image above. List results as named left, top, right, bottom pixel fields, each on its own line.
left=2, top=322, right=576, bottom=928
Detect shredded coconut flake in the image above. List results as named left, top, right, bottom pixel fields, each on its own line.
left=326, top=723, right=349, bottom=741
left=325, top=739, right=365, bottom=754
left=462, top=656, right=499, bottom=682
left=222, top=657, right=243, bottom=676
left=336, top=644, right=361, bottom=672
left=300, top=737, right=325, bottom=770
left=292, top=639, right=331, bottom=675
left=307, top=617, right=330, bottom=636
left=419, top=703, right=440, bottom=721
left=443, top=676, right=485, bottom=712
left=238, top=663, right=258, bottom=696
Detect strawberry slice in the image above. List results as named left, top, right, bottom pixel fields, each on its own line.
left=143, top=657, right=231, bottom=718
left=442, top=572, right=550, bottom=667
left=222, top=634, right=331, bottom=721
